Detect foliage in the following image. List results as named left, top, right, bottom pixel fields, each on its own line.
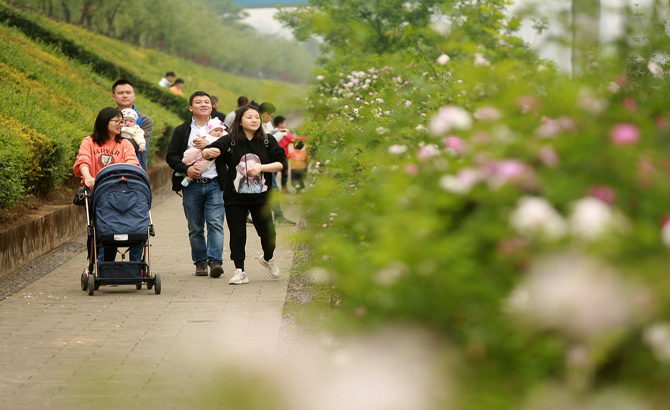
left=0, top=117, right=31, bottom=208
left=4, top=0, right=316, bottom=81
left=290, top=0, right=670, bottom=408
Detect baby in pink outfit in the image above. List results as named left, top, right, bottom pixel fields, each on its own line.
left=180, top=118, right=226, bottom=187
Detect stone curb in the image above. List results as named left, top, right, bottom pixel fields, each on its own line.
left=0, top=161, right=173, bottom=279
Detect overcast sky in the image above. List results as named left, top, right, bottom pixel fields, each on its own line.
left=241, top=7, right=295, bottom=39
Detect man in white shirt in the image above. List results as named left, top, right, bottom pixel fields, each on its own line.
left=158, top=71, right=175, bottom=88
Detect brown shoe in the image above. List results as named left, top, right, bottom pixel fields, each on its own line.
left=195, top=262, right=208, bottom=276
left=209, top=261, right=223, bottom=278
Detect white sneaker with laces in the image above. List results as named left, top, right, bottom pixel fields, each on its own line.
left=259, top=257, right=280, bottom=279
left=229, top=269, right=249, bottom=285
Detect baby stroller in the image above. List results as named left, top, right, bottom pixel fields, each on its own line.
left=79, top=163, right=160, bottom=295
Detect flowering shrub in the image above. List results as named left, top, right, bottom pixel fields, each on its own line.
left=294, top=2, right=670, bottom=408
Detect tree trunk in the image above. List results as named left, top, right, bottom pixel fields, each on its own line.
left=61, top=0, right=71, bottom=23
left=571, top=0, right=601, bottom=76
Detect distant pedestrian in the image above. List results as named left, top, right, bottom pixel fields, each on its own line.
left=287, top=140, right=308, bottom=192
left=210, top=96, right=227, bottom=123
left=158, top=71, right=176, bottom=88
left=259, top=102, right=295, bottom=226
left=169, top=78, right=185, bottom=96
left=223, top=96, right=249, bottom=129
left=202, top=104, right=286, bottom=284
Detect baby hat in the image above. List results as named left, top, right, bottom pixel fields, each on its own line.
left=121, top=108, right=138, bottom=121
left=207, top=117, right=225, bottom=132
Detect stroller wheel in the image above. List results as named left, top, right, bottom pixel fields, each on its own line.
left=81, top=270, right=88, bottom=291
left=154, top=274, right=161, bottom=295
left=87, top=274, right=95, bottom=296
left=146, top=280, right=153, bottom=290
left=135, top=283, right=142, bottom=290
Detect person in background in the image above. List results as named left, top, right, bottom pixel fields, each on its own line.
left=166, top=91, right=225, bottom=278
left=158, top=71, right=176, bottom=88
left=73, top=107, right=141, bottom=262
left=201, top=104, right=286, bottom=285
left=210, top=96, right=227, bottom=123
left=259, top=102, right=295, bottom=226
left=287, top=140, right=308, bottom=192
left=223, top=96, right=249, bottom=129
left=169, top=78, right=185, bottom=96
left=111, top=79, right=153, bottom=171
left=272, top=115, right=306, bottom=192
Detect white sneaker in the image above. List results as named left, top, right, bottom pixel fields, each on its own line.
left=229, top=269, right=249, bottom=285
left=259, top=257, right=280, bottom=279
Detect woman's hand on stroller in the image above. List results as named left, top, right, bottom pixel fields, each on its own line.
left=84, top=176, right=95, bottom=189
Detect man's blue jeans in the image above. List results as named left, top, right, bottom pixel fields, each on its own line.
left=181, top=181, right=225, bottom=265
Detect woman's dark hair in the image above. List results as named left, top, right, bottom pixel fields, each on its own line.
left=230, top=105, right=265, bottom=145
left=92, top=107, right=123, bottom=146
left=237, top=96, right=249, bottom=107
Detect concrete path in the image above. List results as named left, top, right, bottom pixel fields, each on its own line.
left=0, top=192, right=299, bottom=410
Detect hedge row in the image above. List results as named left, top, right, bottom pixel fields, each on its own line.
left=0, top=2, right=191, bottom=122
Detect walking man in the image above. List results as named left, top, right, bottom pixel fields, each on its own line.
left=111, top=79, right=153, bottom=170
left=166, top=91, right=225, bottom=277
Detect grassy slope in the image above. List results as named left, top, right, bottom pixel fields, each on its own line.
left=35, top=15, right=309, bottom=114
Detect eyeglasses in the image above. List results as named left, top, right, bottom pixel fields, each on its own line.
left=110, top=120, right=124, bottom=125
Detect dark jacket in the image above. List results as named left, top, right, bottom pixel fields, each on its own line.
left=207, top=134, right=286, bottom=206
left=166, top=120, right=226, bottom=191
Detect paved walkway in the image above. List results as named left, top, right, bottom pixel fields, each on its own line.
left=0, top=192, right=300, bottom=410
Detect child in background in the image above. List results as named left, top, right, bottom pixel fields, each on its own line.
left=120, top=108, right=146, bottom=153
left=287, top=140, right=308, bottom=192
left=180, top=118, right=227, bottom=187
left=272, top=115, right=306, bottom=192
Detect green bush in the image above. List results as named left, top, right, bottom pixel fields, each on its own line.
left=0, top=119, right=30, bottom=208
left=292, top=2, right=670, bottom=409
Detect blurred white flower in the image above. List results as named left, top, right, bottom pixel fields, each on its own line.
left=376, top=127, right=388, bottom=135
left=648, top=62, right=663, bottom=78
left=505, top=251, right=642, bottom=340
left=417, top=144, right=440, bottom=160
left=662, top=217, right=670, bottom=247
left=437, top=54, right=450, bottom=65
left=606, top=81, right=620, bottom=94
left=568, top=197, right=630, bottom=241
left=316, top=75, right=325, bottom=81
left=536, top=116, right=561, bottom=138
left=429, top=105, right=472, bottom=136
left=415, top=124, right=427, bottom=131
left=439, top=168, right=481, bottom=194
left=388, top=145, right=408, bottom=155
left=430, top=20, right=451, bottom=35
left=374, top=261, right=409, bottom=285
left=473, top=106, right=502, bottom=121
left=643, top=322, right=670, bottom=362
left=576, top=87, right=608, bottom=114
left=509, top=196, right=567, bottom=240
left=474, top=53, right=491, bottom=67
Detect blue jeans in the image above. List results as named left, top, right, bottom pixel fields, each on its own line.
left=181, top=181, right=225, bottom=264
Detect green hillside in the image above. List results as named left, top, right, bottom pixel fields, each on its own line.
left=0, top=2, right=309, bottom=208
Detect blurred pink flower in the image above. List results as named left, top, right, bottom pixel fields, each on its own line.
left=622, top=97, right=638, bottom=112
left=587, top=185, right=616, bottom=205
left=662, top=215, right=670, bottom=247
left=429, top=105, right=472, bottom=135
left=323, top=223, right=328, bottom=228
left=610, top=123, right=640, bottom=145
left=473, top=106, right=502, bottom=121
left=486, top=159, right=536, bottom=188
left=316, top=75, right=325, bottom=81
left=539, top=147, right=560, bottom=167
left=405, top=164, right=420, bottom=175
left=439, top=168, right=481, bottom=194
left=443, top=136, right=466, bottom=153
left=614, top=73, right=628, bottom=87
left=536, top=117, right=561, bottom=138
left=509, top=196, right=567, bottom=240
left=417, top=144, right=440, bottom=160
left=505, top=251, right=642, bottom=340
left=516, top=95, right=540, bottom=114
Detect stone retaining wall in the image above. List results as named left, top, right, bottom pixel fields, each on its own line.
left=0, top=161, right=173, bottom=278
